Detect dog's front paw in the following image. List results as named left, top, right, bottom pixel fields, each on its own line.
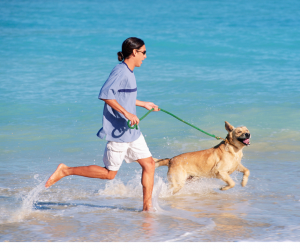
left=241, top=178, right=248, bottom=187
left=220, top=186, right=230, bottom=191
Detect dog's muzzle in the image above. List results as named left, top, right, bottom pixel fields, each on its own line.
left=238, top=133, right=251, bottom=146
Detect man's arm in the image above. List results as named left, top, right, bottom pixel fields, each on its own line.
left=136, top=100, right=160, bottom=111
left=101, top=99, right=140, bottom=126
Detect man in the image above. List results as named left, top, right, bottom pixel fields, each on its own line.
left=45, top=37, right=159, bottom=211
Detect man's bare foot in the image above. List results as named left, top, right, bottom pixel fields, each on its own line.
left=143, top=202, right=156, bottom=212
left=143, top=207, right=157, bottom=212
left=45, top=163, right=69, bottom=188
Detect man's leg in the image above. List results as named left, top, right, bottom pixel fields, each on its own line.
left=45, top=164, right=118, bottom=188
left=137, top=157, right=155, bottom=211
left=46, top=140, right=125, bottom=188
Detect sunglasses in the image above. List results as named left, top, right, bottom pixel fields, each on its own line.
left=137, top=50, right=146, bottom=55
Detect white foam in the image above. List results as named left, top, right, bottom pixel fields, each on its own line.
left=97, top=173, right=143, bottom=198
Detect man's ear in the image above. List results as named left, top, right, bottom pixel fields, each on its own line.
left=132, top=49, right=137, bottom=57
left=225, top=121, right=235, bottom=132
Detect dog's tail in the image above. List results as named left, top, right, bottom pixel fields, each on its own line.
left=153, top=157, right=170, bottom=168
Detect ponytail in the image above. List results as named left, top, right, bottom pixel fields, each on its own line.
left=117, top=51, right=124, bottom=61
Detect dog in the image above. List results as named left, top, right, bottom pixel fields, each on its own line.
left=154, top=121, right=251, bottom=194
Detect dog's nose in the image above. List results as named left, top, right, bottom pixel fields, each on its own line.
left=245, top=133, right=250, bottom=138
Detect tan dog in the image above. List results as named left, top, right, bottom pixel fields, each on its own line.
left=154, top=121, right=251, bottom=194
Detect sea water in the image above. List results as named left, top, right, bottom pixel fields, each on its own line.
left=1, top=0, right=300, bottom=242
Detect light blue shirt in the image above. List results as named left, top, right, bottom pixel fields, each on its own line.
left=97, top=62, right=141, bottom=142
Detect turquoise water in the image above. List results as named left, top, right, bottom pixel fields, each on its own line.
left=1, top=0, right=300, bottom=242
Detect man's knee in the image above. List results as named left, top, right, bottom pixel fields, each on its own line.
left=147, top=157, right=155, bottom=167
left=107, top=170, right=118, bottom=180
left=140, top=157, right=155, bottom=172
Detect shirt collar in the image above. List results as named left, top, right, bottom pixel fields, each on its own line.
left=122, top=61, right=133, bottom=73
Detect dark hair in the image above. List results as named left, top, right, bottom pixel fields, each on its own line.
left=117, top=37, right=145, bottom=61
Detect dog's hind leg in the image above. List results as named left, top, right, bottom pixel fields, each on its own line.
left=217, top=171, right=235, bottom=191
left=238, top=164, right=250, bottom=187
left=167, top=168, right=187, bottom=194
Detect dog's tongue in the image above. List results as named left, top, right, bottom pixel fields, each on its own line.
left=243, top=139, right=250, bottom=145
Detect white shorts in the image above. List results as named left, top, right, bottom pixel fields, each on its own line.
left=103, top=134, right=152, bottom=171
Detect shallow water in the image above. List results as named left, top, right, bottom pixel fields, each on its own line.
left=1, top=0, right=300, bottom=242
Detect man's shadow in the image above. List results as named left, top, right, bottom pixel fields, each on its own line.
left=34, top=201, right=140, bottom=212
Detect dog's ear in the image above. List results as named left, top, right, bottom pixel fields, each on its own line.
left=225, top=121, right=235, bottom=132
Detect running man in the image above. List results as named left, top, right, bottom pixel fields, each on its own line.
left=45, top=37, right=159, bottom=211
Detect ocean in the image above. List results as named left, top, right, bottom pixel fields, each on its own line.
left=1, top=0, right=300, bottom=242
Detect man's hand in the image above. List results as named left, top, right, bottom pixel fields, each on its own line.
left=143, top=102, right=160, bottom=111
left=125, top=112, right=140, bottom=126
left=136, top=100, right=160, bottom=111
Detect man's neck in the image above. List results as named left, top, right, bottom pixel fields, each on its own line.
left=124, top=59, right=135, bottom=71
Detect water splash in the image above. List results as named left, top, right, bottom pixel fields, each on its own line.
left=97, top=172, right=221, bottom=199
left=10, top=178, right=47, bottom=222
left=97, top=174, right=143, bottom=198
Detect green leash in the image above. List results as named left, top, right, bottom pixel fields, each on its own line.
left=127, top=108, right=225, bottom=140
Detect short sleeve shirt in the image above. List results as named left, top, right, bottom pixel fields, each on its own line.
left=97, top=62, right=141, bottom=143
